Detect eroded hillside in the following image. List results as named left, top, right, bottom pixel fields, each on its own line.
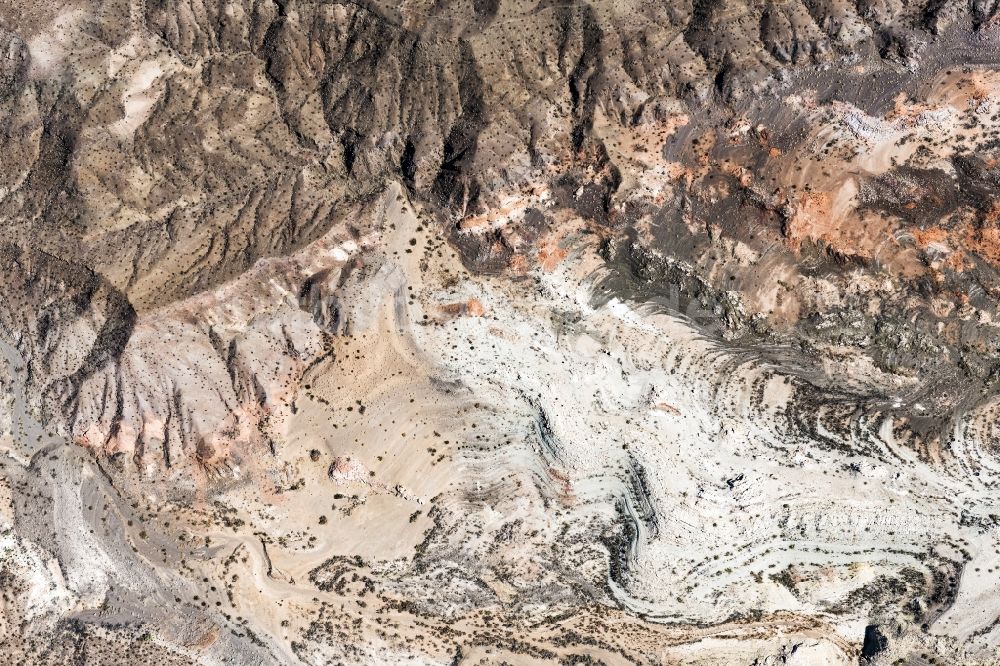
left=3, top=1, right=1000, bottom=664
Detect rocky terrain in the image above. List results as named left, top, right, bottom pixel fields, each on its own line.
left=3, top=0, right=1000, bottom=664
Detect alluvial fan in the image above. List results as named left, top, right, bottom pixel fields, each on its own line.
left=4, top=0, right=1000, bottom=664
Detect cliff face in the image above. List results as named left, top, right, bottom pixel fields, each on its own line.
left=4, top=0, right=1000, bottom=664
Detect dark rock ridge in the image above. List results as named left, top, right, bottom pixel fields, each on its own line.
left=3, top=0, right=1000, bottom=467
